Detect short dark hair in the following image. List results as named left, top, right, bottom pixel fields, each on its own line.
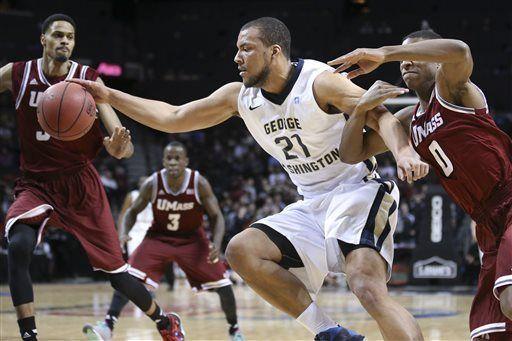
left=41, top=14, right=76, bottom=34
left=165, top=141, right=187, bottom=154
left=402, top=29, right=442, bottom=42
left=241, top=17, right=291, bottom=59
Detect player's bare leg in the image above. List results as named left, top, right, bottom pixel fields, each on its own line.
left=226, top=228, right=363, bottom=339
left=14, top=303, right=34, bottom=319
left=226, top=228, right=312, bottom=316
left=499, top=285, right=512, bottom=319
left=344, top=247, right=423, bottom=340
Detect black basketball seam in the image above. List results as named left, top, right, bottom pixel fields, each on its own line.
left=60, top=118, right=95, bottom=139
left=56, top=82, right=72, bottom=138
left=40, top=95, right=58, bottom=133
left=59, top=86, right=89, bottom=134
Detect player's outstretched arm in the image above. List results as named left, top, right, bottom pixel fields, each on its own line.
left=96, top=77, right=134, bottom=159
left=120, top=176, right=153, bottom=241
left=327, top=39, right=472, bottom=81
left=314, top=72, right=428, bottom=182
left=68, top=78, right=241, bottom=133
left=198, top=174, right=225, bottom=264
left=0, top=63, right=13, bottom=94
left=339, top=81, right=412, bottom=160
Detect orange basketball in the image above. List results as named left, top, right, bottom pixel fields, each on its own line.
left=37, top=81, right=97, bottom=141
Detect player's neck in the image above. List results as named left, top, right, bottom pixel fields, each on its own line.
left=166, top=172, right=185, bottom=192
left=41, top=55, right=71, bottom=78
left=261, top=59, right=293, bottom=94
left=416, top=83, right=435, bottom=111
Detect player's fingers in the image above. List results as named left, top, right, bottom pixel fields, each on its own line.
left=347, top=68, right=367, bottom=79
left=412, top=162, right=422, bottom=181
left=119, top=127, right=128, bottom=139
left=420, top=163, right=430, bottom=178
left=377, top=84, right=409, bottom=92
left=113, top=126, right=122, bottom=139
left=103, top=136, right=110, bottom=146
left=327, top=55, right=348, bottom=66
left=406, top=164, right=414, bottom=183
left=67, top=78, right=90, bottom=87
left=333, top=63, right=352, bottom=74
left=397, top=166, right=405, bottom=181
left=380, top=89, right=407, bottom=100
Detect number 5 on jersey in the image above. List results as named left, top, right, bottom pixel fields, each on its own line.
left=167, top=213, right=181, bottom=231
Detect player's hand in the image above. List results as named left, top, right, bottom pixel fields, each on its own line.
left=208, top=243, right=220, bottom=264
left=396, top=149, right=430, bottom=183
left=119, top=234, right=132, bottom=244
left=67, top=78, right=111, bottom=104
left=119, top=234, right=132, bottom=249
left=328, top=48, right=386, bottom=79
left=104, top=126, right=132, bottom=159
left=355, top=81, right=408, bottom=112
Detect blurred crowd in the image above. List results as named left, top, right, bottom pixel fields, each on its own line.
left=2, top=101, right=512, bottom=285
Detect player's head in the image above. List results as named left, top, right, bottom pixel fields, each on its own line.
left=400, top=29, right=442, bottom=91
left=162, top=141, right=189, bottom=178
left=235, top=17, right=291, bottom=87
left=41, top=14, right=77, bottom=63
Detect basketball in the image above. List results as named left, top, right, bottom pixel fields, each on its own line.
left=36, top=81, right=97, bottom=141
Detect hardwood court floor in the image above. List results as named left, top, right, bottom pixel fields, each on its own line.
left=0, top=280, right=474, bottom=340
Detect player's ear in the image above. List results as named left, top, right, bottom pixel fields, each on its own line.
left=184, top=157, right=189, bottom=167
left=40, top=34, right=46, bottom=47
left=271, top=45, right=281, bottom=58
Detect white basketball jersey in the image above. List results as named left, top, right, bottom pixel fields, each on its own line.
left=238, top=59, right=377, bottom=198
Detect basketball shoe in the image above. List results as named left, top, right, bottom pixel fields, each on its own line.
left=314, top=326, right=365, bottom=341
left=82, top=321, right=112, bottom=341
left=158, top=312, right=185, bottom=341
left=229, top=324, right=245, bottom=340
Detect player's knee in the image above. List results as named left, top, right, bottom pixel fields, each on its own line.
left=109, top=272, right=132, bottom=291
left=7, top=224, right=37, bottom=265
left=499, top=288, right=512, bottom=319
left=225, top=234, right=249, bottom=270
left=347, top=273, right=385, bottom=308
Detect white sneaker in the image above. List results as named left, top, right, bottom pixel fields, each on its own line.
left=82, top=321, right=112, bottom=341
left=229, top=325, right=245, bottom=341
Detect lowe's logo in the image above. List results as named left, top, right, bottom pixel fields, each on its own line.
left=413, top=256, right=457, bottom=279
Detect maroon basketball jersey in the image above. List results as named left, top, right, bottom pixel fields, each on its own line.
left=147, top=168, right=205, bottom=237
left=410, top=87, right=512, bottom=218
left=11, top=58, right=103, bottom=176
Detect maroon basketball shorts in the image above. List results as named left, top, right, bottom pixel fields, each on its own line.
left=470, top=188, right=512, bottom=340
left=3, top=163, right=127, bottom=273
left=128, top=234, right=231, bottom=291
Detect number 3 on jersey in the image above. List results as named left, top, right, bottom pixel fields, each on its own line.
left=167, top=213, right=181, bottom=231
left=428, top=140, right=453, bottom=177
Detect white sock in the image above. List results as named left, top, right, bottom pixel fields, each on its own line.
left=296, top=302, right=338, bottom=335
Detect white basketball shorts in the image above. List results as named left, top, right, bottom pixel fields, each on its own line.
left=253, top=178, right=399, bottom=296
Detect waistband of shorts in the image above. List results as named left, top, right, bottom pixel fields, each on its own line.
left=21, top=161, right=92, bottom=181
left=146, top=228, right=202, bottom=239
